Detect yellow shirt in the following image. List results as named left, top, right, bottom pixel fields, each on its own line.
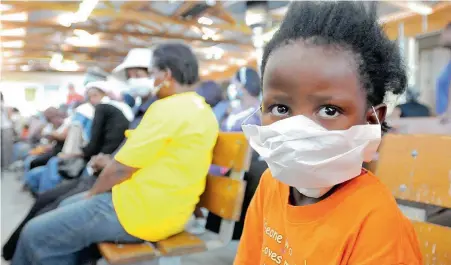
left=113, top=92, right=219, bottom=241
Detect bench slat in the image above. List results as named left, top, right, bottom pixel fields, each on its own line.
left=376, top=134, right=451, bottom=209
left=199, top=175, right=246, bottom=221
left=156, top=231, right=206, bottom=256
left=412, top=221, right=451, bottom=264
left=212, top=132, right=250, bottom=171
left=98, top=242, right=156, bottom=265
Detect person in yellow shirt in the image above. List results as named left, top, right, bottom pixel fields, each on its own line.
left=11, top=43, right=219, bottom=265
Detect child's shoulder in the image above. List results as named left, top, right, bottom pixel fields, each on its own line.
left=340, top=170, right=405, bottom=219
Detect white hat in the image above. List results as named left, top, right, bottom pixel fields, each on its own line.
left=112, top=48, right=152, bottom=81
left=85, top=81, right=110, bottom=94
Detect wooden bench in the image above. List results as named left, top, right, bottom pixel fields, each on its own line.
left=98, top=132, right=252, bottom=265
left=375, top=134, right=451, bottom=264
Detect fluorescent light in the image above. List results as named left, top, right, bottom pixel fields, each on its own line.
left=50, top=53, right=63, bottom=66
left=209, top=65, right=227, bottom=72
left=20, top=65, right=31, bottom=71
left=198, top=16, right=213, bottom=25
left=201, top=69, right=210, bottom=76
left=0, top=4, right=12, bottom=12
left=56, top=0, right=99, bottom=27
left=1, top=41, right=24, bottom=48
left=1, top=51, right=13, bottom=57
left=204, top=46, right=224, bottom=60
left=67, top=29, right=99, bottom=47
left=57, top=13, right=75, bottom=27
left=0, top=28, right=26, bottom=37
left=406, top=2, right=432, bottom=15
left=0, top=12, right=28, bottom=22
left=75, top=0, right=99, bottom=22
left=230, top=58, right=247, bottom=67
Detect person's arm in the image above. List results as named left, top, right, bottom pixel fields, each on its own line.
left=88, top=159, right=137, bottom=196
left=81, top=104, right=107, bottom=159
left=233, top=172, right=267, bottom=265
left=348, top=206, right=422, bottom=264
left=87, top=109, right=178, bottom=196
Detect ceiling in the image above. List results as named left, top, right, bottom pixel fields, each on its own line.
left=1, top=1, right=449, bottom=80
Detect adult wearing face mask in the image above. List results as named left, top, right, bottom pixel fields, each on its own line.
left=112, top=48, right=159, bottom=128
left=222, top=67, right=261, bottom=131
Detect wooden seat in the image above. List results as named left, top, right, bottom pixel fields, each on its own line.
left=99, top=132, right=251, bottom=265
left=375, top=133, right=451, bottom=264
left=98, top=242, right=156, bottom=265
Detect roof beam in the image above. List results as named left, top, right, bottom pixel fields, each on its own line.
left=5, top=1, right=252, bottom=34
left=382, top=2, right=451, bottom=40
left=2, top=21, right=251, bottom=47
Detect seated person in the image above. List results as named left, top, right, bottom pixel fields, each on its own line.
left=203, top=68, right=265, bottom=236
left=235, top=2, right=421, bottom=264
left=391, top=89, right=431, bottom=118
left=222, top=67, right=261, bottom=131
left=11, top=43, right=219, bottom=265
left=23, top=107, right=67, bottom=172
left=24, top=82, right=133, bottom=194
left=2, top=50, right=158, bottom=261
left=195, top=80, right=226, bottom=120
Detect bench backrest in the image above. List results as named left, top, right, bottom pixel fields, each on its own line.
left=387, top=117, right=451, bottom=135
left=199, top=132, right=252, bottom=246
left=375, top=134, right=451, bottom=264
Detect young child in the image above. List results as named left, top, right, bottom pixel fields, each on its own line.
left=235, top=2, right=422, bottom=265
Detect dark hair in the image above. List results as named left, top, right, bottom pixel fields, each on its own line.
left=235, top=67, right=261, bottom=97
left=12, top=107, right=19, bottom=113
left=196, top=80, right=224, bottom=107
left=262, top=1, right=407, bottom=131
left=152, top=43, right=199, bottom=85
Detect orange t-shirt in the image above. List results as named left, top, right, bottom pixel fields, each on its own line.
left=234, top=170, right=422, bottom=265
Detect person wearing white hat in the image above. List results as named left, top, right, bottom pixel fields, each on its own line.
left=112, top=48, right=159, bottom=128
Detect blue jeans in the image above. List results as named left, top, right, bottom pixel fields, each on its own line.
left=13, top=142, right=31, bottom=162
left=12, top=192, right=142, bottom=265
left=23, top=157, right=62, bottom=194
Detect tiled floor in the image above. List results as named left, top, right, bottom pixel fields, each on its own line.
left=1, top=171, right=238, bottom=265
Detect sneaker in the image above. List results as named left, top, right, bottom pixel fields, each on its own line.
left=186, top=218, right=207, bottom=235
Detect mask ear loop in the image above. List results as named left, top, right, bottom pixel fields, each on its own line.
left=372, top=106, right=381, bottom=125
left=241, top=105, right=262, bottom=126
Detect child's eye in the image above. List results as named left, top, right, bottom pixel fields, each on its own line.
left=269, top=104, right=290, bottom=117
left=317, top=106, right=341, bottom=119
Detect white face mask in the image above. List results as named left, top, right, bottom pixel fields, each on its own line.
left=242, top=110, right=381, bottom=198
left=128, top=77, right=163, bottom=98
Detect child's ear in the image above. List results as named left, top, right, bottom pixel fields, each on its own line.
left=366, top=104, right=387, bottom=125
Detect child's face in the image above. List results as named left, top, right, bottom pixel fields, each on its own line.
left=261, top=42, right=385, bottom=130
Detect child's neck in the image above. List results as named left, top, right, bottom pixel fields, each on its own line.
left=289, top=186, right=336, bottom=206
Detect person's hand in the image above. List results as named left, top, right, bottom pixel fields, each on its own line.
left=85, top=191, right=93, bottom=199
left=90, top=153, right=112, bottom=172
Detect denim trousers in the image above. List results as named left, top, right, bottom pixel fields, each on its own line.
left=11, top=192, right=142, bottom=265
left=24, top=157, right=62, bottom=194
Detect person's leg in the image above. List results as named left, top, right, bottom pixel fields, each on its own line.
left=2, top=179, right=81, bottom=261
left=11, top=193, right=142, bottom=265
left=29, top=152, right=52, bottom=170
left=38, top=174, right=96, bottom=214
left=58, top=191, right=88, bottom=207
left=23, top=167, right=46, bottom=194
left=37, top=157, right=62, bottom=193
left=23, top=155, right=36, bottom=173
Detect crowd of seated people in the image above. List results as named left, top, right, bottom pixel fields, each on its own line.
left=2, top=42, right=265, bottom=265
